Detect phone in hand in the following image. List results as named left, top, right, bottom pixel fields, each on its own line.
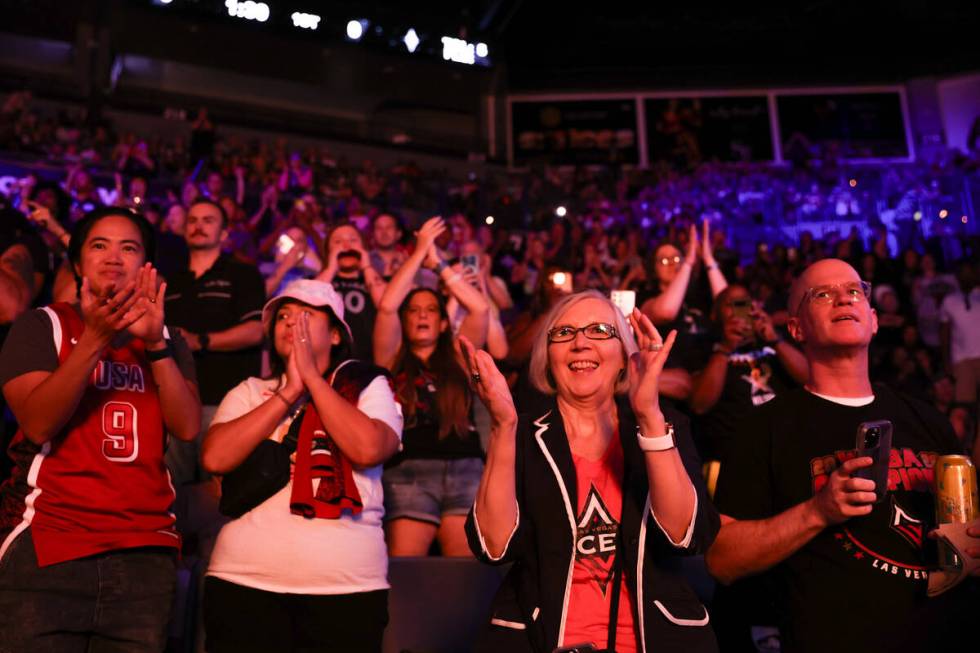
left=610, top=290, right=636, bottom=317
left=854, top=420, right=892, bottom=503
left=461, top=254, right=480, bottom=274
left=277, top=234, right=296, bottom=256
left=549, top=270, right=573, bottom=294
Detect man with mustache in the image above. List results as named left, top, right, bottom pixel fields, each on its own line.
left=164, top=199, right=265, bottom=495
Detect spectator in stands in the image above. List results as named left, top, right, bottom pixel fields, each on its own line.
left=201, top=279, right=401, bottom=653
left=316, top=223, right=387, bottom=363
left=374, top=217, right=489, bottom=556
left=689, top=284, right=808, bottom=463
left=164, top=198, right=265, bottom=490
left=0, top=207, right=200, bottom=651
left=707, top=258, right=978, bottom=653
left=189, top=107, right=215, bottom=165
left=278, top=151, right=314, bottom=194
left=940, top=259, right=980, bottom=436
left=368, top=212, right=407, bottom=279
left=462, top=291, right=719, bottom=652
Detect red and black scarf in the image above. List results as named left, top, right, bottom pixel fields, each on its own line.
left=288, top=360, right=391, bottom=520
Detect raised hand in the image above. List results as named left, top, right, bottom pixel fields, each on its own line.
left=701, top=219, right=717, bottom=267
left=292, top=310, right=322, bottom=385
left=80, top=277, right=145, bottom=348
left=811, top=457, right=876, bottom=526
left=457, top=335, right=516, bottom=428
left=126, top=263, right=167, bottom=345
left=751, top=302, right=779, bottom=344
left=684, top=223, right=699, bottom=265
left=627, top=308, right=677, bottom=424
left=414, top=216, right=446, bottom=259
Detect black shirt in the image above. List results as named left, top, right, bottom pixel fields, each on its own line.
left=714, top=386, right=963, bottom=653
left=695, top=343, right=795, bottom=463
left=164, top=254, right=264, bottom=405
left=331, top=272, right=376, bottom=364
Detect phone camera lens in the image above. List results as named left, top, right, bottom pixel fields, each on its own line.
left=865, top=429, right=880, bottom=448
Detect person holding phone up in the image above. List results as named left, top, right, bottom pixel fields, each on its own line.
left=706, top=259, right=980, bottom=653
left=689, top=284, right=808, bottom=465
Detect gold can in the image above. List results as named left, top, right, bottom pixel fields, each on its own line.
left=934, top=455, right=978, bottom=569
left=934, top=455, right=979, bottom=523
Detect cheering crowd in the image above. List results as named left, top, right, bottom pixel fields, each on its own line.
left=0, top=93, right=978, bottom=653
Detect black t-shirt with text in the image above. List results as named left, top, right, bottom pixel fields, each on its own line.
left=695, top=343, right=795, bottom=463
left=331, top=272, right=376, bottom=364
left=714, top=386, right=962, bottom=653
left=164, top=255, right=264, bottom=405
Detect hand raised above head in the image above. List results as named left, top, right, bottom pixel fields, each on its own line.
left=627, top=308, right=677, bottom=422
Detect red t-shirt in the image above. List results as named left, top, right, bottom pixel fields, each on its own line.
left=562, top=436, right=637, bottom=653
left=0, top=303, right=179, bottom=566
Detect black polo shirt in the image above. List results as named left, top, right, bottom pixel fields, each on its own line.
left=164, top=254, right=265, bottom=405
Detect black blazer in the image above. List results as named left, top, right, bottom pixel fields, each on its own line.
left=465, top=396, right=720, bottom=653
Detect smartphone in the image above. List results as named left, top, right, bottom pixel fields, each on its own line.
left=277, top=233, right=296, bottom=256
left=730, top=298, right=752, bottom=319
left=610, top=290, right=636, bottom=317
left=550, top=270, right=573, bottom=294
left=461, top=254, right=480, bottom=274
left=854, top=420, right=892, bottom=503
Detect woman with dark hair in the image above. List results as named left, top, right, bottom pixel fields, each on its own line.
left=201, top=279, right=402, bottom=653
left=374, top=216, right=490, bottom=557
left=0, top=206, right=201, bottom=651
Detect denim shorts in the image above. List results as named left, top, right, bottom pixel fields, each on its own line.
left=382, top=457, right=485, bottom=525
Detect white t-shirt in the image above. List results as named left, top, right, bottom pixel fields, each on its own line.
left=939, top=288, right=980, bottom=365
left=206, top=372, right=403, bottom=595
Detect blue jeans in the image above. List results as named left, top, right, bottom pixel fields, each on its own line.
left=382, top=457, right=484, bottom=525
left=0, top=529, right=176, bottom=653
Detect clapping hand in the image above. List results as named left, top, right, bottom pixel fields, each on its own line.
left=457, top=335, right=516, bottom=428
left=415, top=216, right=446, bottom=267
left=684, top=224, right=699, bottom=265
left=290, top=310, right=321, bottom=386
left=126, top=263, right=167, bottom=346
left=79, top=277, right=145, bottom=348
left=701, top=219, right=718, bottom=267
left=627, top=308, right=677, bottom=425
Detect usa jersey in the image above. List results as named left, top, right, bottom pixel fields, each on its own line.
left=0, top=303, right=179, bottom=567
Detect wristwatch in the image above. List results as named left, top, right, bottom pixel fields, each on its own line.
left=637, top=422, right=675, bottom=451
left=199, top=332, right=210, bottom=353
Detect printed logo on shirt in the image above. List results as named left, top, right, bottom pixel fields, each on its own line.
left=92, top=360, right=146, bottom=393
left=575, top=484, right=619, bottom=596
left=344, top=289, right=367, bottom=315
left=890, top=502, right=924, bottom=549
left=809, top=448, right=940, bottom=495
left=728, top=347, right=778, bottom=406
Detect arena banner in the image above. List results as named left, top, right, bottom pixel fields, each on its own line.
left=508, top=98, right=640, bottom=166
left=644, top=95, right=774, bottom=168
left=776, top=91, right=911, bottom=161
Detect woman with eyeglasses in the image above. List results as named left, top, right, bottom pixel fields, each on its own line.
left=460, top=289, right=720, bottom=653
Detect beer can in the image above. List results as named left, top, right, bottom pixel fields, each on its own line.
left=934, top=455, right=978, bottom=568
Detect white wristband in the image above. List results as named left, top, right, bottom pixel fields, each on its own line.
left=637, top=422, right=676, bottom=451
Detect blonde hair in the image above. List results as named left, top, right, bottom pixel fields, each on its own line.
left=528, top=290, right=638, bottom=396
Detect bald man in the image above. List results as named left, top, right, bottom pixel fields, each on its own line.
left=706, top=259, right=979, bottom=653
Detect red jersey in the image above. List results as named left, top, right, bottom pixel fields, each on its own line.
left=562, top=436, right=638, bottom=653
left=0, top=303, right=179, bottom=567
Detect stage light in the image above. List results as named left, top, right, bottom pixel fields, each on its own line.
left=849, top=178, right=857, bottom=187
left=347, top=19, right=368, bottom=40
left=485, top=215, right=494, bottom=225
left=913, top=210, right=922, bottom=221
left=155, top=0, right=173, bottom=5
left=403, top=28, right=420, bottom=53
left=475, top=42, right=489, bottom=58
left=552, top=272, right=567, bottom=286
left=292, top=12, right=321, bottom=30
left=225, top=0, right=269, bottom=22
left=939, top=209, right=948, bottom=219
left=556, top=206, right=567, bottom=217
left=963, top=216, right=969, bottom=224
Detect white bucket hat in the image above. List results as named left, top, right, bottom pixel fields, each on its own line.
left=261, top=279, right=353, bottom=343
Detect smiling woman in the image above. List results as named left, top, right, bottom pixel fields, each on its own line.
left=0, top=206, right=201, bottom=651
left=460, top=289, right=721, bottom=653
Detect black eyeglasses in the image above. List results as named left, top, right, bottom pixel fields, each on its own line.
left=548, top=322, right=619, bottom=343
